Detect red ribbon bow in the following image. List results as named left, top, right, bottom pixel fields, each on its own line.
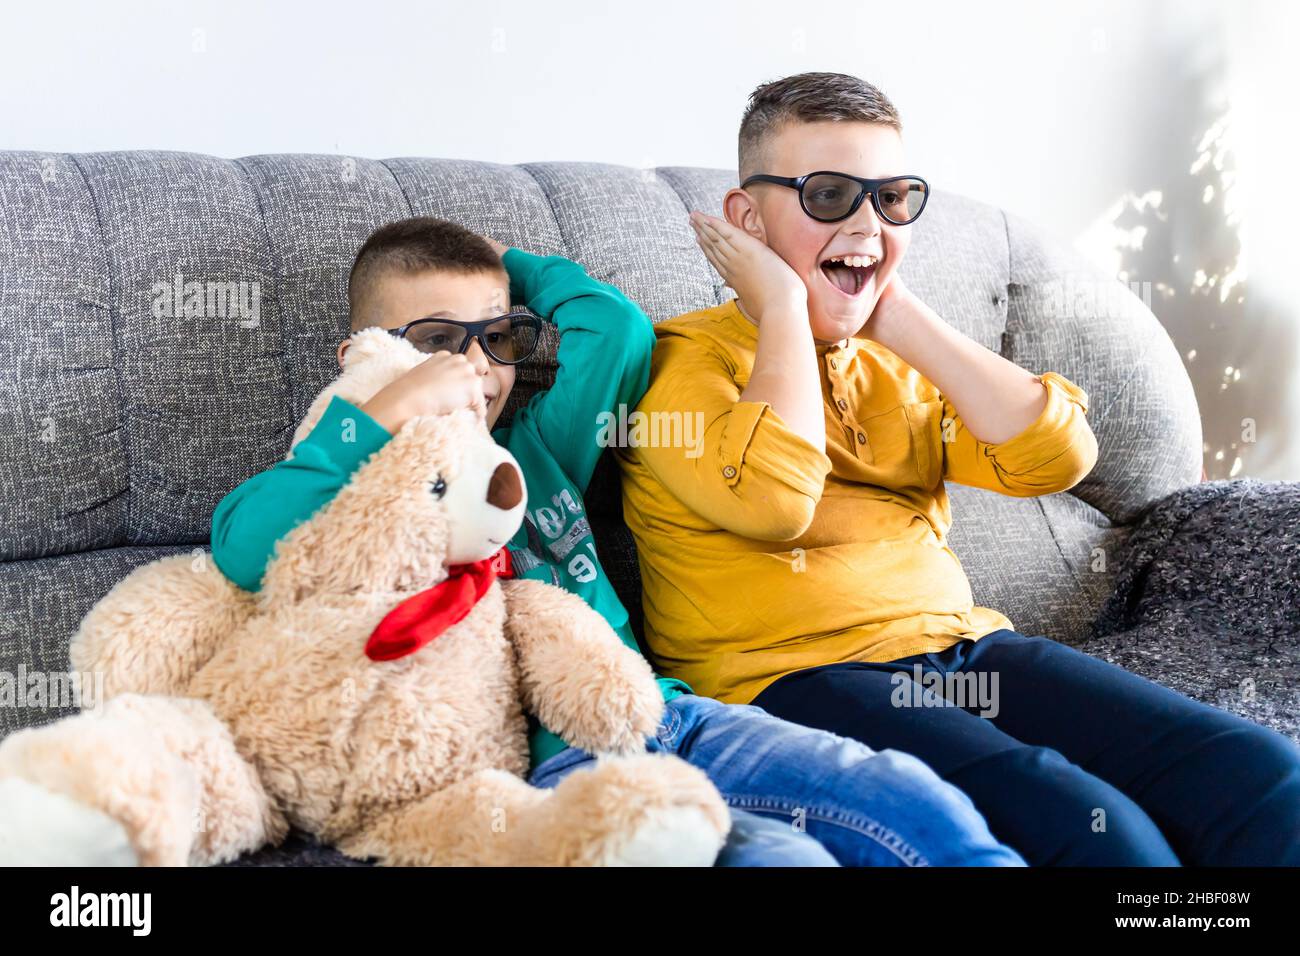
left=364, top=548, right=514, bottom=662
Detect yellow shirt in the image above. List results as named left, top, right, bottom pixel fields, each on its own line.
left=615, top=297, right=1098, bottom=704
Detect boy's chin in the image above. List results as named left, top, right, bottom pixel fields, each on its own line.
left=808, top=297, right=876, bottom=345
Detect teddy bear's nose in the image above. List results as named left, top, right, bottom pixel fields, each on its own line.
left=486, top=461, right=523, bottom=511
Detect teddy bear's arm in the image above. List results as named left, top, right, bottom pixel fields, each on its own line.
left=499, top=578, right=663, bottom=756
left=72, top=553, right=256, bottom=699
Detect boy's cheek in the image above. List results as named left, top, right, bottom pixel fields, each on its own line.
left=760, top=208, right=820, bottom=268
left=491, top=368, right=516, bottom=421
left=785, top=233, right=827, bottom=277
left=887, top=231, right=912, bottom=266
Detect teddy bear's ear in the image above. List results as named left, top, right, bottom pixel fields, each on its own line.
left=286, top=329, right=427, bottom=458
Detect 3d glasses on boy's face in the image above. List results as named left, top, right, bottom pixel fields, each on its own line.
left=388, top=310, right=542, bottom=364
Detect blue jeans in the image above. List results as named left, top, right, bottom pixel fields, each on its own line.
left=527, top=694, right=1026, bottom=867
left=751, top=629, right=1300, bottom=866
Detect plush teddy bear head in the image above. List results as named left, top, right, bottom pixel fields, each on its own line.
left=257, top=329, right=528, bottom=609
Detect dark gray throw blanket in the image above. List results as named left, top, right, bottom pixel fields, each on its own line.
left=1080, top=478, right=1300, bottom=744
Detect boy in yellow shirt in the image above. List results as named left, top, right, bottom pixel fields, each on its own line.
left=617, top=71, right=1300, bottom=865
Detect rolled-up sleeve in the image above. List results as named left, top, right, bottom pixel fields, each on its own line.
left=941, top=371, right=1098, bottom=497
left=210, top=395, right=392, bottom=591
left=632, top=332, right=832, bottom=541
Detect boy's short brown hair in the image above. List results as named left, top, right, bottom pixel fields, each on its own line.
left=738, top=72, right=902, bottom=179
left=347, top=216, right=505, bottom=331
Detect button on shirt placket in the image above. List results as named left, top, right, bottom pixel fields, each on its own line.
left=827, top=342, right=867, bottom=459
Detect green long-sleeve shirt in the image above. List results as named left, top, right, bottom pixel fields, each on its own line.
left=210, top=247, right=691, bottom=769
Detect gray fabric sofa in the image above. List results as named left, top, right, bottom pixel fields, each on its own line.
left=1, top=151, right=1293, bottom=866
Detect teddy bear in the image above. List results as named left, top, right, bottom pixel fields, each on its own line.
left=0, top=327, right=730, bottom=867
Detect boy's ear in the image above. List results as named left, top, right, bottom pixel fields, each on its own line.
left=336, top=339, right=349, bottom=368
left=723, top=187, right=766, bottom=243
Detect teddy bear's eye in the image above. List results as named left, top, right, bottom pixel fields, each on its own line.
left=429, top=475, right=447, bottom=499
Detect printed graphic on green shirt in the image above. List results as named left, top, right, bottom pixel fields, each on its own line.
left=513, top=493, right=601, bottom=589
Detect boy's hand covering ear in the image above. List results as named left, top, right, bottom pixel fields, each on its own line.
left=688, top=211, right=807, bottom=322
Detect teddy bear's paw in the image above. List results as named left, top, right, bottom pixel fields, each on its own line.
left=594, top=697, right=665, bottom=758
left=604, top=804, right=726, bottom=867
left=556, top=754, right=730, bottom=866
left=569, top=661, right=666, bottom=757
left=0, top=777, right=138, bottom=866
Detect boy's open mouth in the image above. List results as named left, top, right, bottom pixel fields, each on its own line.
left=819, top=254, right=879, bottom=297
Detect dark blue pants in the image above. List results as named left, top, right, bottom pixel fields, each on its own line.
left=750, top=629, right=1300, bottom=866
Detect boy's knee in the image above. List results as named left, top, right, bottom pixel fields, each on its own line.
left=963, top=746, right=1180, bottom=866
left=861, top=749, right=1023, bottom=866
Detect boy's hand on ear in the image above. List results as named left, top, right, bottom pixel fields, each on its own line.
left=358, top=352, right=488, bottom=435
left=691, top=211, right=824, bottom=452
left=689, top=211, right=807, bottom=321
left=864, top=270, right=923, bottom=342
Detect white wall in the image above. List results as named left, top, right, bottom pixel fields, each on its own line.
left=3, top=0, right=1296, bottom=478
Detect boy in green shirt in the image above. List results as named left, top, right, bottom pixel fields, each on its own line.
left=211, top=216, right=1023, bottom=867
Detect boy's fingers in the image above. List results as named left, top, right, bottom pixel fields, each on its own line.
left=699, top=213, right=740, bottom=245
left=692, top=227, right=726, bottom=264
left=702, top=251, right=731, bottom=283
left=700, top=213, right=731, bottom=234
left=691, top=216, right=737, bottom=275
left=696, top=220, right=726, bottom=253
left=697, top=219, right=737, bottom=257
left=690, top=218, right=716, bottom=247
left=691, top=213, right=728, bottom=244
left=696, top=216, right=722, bottom=236
left=692, top=231, right=721, bottom=262
left=700, top=240, right=732, bottom=272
